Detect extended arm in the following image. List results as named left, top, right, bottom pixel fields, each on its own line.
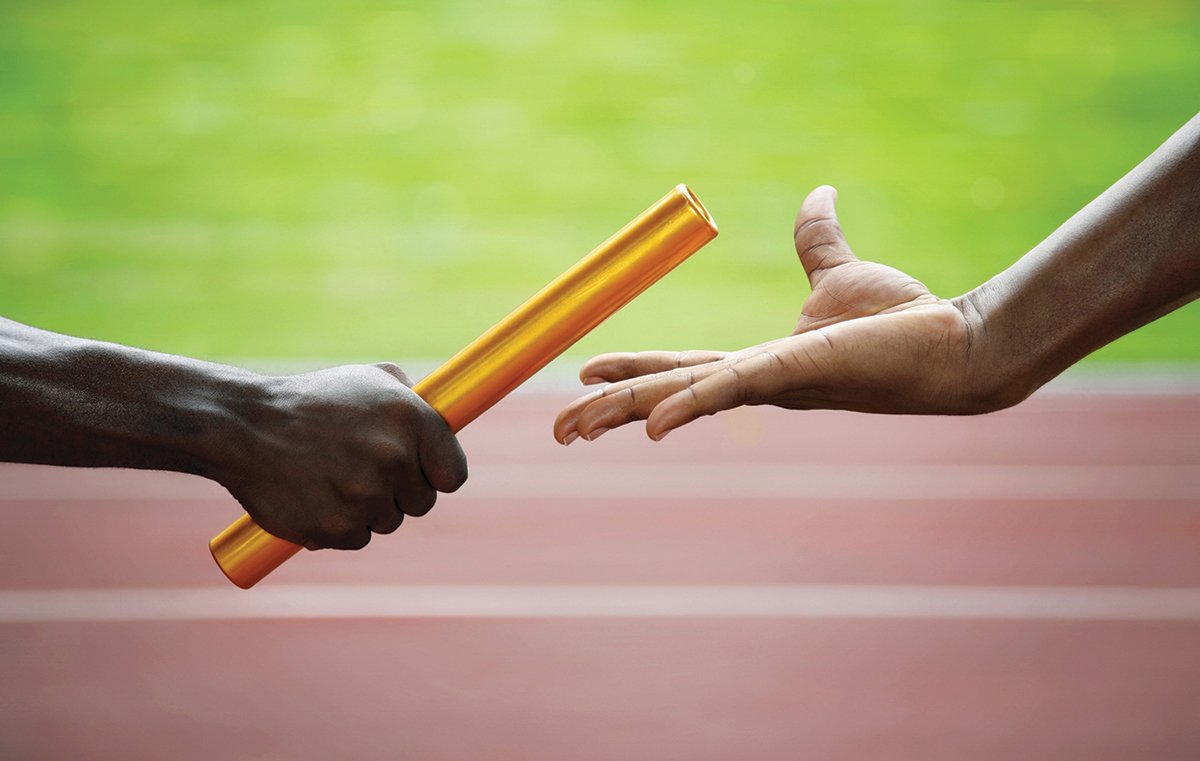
left=0, top=318, right=467, bottom=548
left=554, top=113, right=1200, bottom=442
left=961, top=113, right=1200, bottom=405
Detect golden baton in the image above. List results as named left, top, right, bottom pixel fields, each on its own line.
left=210, top=184, right=718, bottom=588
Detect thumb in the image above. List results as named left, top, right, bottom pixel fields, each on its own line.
left=794, top=185, right=857, bottom=287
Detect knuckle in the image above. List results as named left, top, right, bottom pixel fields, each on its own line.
left=578, top=399, right=621, bottom=430
left=758, top=350, right=785, bottom=370
left=799, top=241, right=841, bottom=268
left=380, top=436, right=413, bottom=466
left=718, top=365, right=749, bottom=407
left=373, top=361, right=411, bottom=384
left=323, top=523, right=370, bottom=550
left=794, top=215, right=838, bottom=239
left=318, top=513, right=360, bottom=541
left=446, top=463, right=468, bottom=492
left=338, top=476, right=384, bottom=504
left=372, top=513, right=404, bottom=535
left=403, top=490, right=437, bottom=517
left=429, top=445, right=468, bottom=493
left=388, top=398, right=420, bottom=426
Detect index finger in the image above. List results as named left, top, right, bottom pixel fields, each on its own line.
left=579, top=350, right=727, bottom=384
left=554, top=356, right=735, bottom=443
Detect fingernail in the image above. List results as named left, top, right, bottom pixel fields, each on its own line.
left=651, top=429, right=671, bottom=441
left=562, top=431, right=579, bottom=446
left=582, top=376, right=605, bottom=385
left=584, top=427, right=609, bottom=441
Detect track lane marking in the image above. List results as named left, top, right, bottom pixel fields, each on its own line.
left=1, top=463, right=1198, bottom=501
left=4, top=584, right=1200, bottom=622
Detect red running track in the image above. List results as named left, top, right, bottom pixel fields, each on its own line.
left=2, top=389, right=1199, bottom=760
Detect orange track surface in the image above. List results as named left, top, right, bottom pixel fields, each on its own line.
left=2, top=390, right=1199, bottom=760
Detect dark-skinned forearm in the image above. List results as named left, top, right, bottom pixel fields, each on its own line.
left=0, top=317, right=262, bottom=478
left=957, top=113, right=1200, bottom=408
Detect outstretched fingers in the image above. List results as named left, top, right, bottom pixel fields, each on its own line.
left=554, top=357, right=731, bottom=443
left=644, top=350, right=794, bottom=439
left=554, top=345, right=807, bottom=443
left=578, top=350, right=728, bottom=384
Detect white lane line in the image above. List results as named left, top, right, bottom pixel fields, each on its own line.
left=461, top=464, right=1200, bottom=501
left=2, top=463, right=1197, bottom=502
left=3, top=585, right=1200, bottom=622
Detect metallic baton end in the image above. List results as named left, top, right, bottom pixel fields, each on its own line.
left=210, top=514, right=301, bottom=589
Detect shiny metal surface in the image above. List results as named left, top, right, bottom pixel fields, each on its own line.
left=210, top=184, right=718, bottom=588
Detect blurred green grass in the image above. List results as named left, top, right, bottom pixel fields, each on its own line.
left=1, top=0, right=1197, bottom=363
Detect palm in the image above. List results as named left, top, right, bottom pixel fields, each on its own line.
left=793, top=259, right=940, bottom=336
left=766, top=202, right=966, bottom=410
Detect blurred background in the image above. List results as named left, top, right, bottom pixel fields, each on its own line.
left=2, top=0, right=1198, bottom=364
left=3, top=4, right=1200, bottom=760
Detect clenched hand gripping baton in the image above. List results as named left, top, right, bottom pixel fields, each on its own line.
left=209, top=185, right=718, bottom=588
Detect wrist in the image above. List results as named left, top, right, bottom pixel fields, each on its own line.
left=190, top=369, right=281, bottom=487
left=950, top=288, right=1039, bottom=414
